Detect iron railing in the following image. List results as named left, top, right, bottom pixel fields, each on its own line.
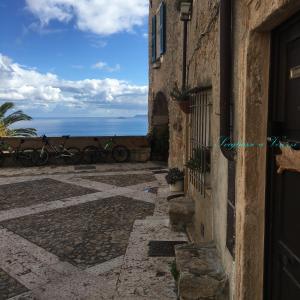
left=189, top=87, right=212, bottom=195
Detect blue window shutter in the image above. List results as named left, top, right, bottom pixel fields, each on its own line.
left=159, top=2, right=166, bottom=55
left=152, top=15, right=157, bottom=62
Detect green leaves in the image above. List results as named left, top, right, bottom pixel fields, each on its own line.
left=170, top=82, right=193, bottom=102
left=0, top=102, right=37, bottom=137
left=0, top=102, right=14, bottom=118
left=165, top=168, right=184, bottom=184
left=186, top=147, right=210, bottom=172
left=7, top=128, right=37, bottom=137
left=2, top=110, right=32, bottom=127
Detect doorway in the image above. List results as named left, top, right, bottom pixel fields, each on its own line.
left=265, top=11, right=300, bottom=300
left=150, top=91, right=169, bottom=161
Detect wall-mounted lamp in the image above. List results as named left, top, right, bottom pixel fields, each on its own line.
left=179, top=0, right=192, bottom=21
left=176, top=0, right=192, bottom=88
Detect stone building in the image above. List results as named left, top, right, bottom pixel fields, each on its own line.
left=149, top=0, right=300, bottom=299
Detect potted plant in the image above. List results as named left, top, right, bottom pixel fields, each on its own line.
left=170, top=83, right=193, bottom=114
left=165, top=168, right=184, bottom=192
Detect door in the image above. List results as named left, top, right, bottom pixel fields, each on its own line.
left=266, top=12, right=300, bottom=300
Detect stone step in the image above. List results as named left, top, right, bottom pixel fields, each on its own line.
left=168, top=196, right=195, bottom=232
left=175, top=243, right=228, bottom=300
left=145, top=215, right=169, bottom=221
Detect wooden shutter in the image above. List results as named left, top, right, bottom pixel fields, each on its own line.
left=159, top=2, right=166, bottom=55
left=152, top=15, right=157, bottom=62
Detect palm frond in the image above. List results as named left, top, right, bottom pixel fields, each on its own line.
left=2, top=111, right=32, bottom=127
left=0, top=102, right=14, bottom=118
left=0, top=102, right=37, bottom=137
left=7, top=128, right=37, bottom=137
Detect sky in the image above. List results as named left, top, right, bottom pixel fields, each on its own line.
left=0, top=0, right=149, bottom=118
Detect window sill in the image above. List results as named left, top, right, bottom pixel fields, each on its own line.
left=152, top=59, right=161, bottom=69
left=152, top=54, right=165, bottom=69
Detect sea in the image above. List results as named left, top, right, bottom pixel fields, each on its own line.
left=14, top=116, right=148, bottom=137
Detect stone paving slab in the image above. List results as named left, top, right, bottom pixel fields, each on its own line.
left=86, top=255, right=124, bottom=276
left=0, top=179, right=98, bottom=211
left=0, top=170, right=158, bottom=187
left=8, top=291, right=36, bottom=300
left=115, top=217, right=187, bottom=299
left=1, top=196, right=154, bottom=269
left=0, top=162, right=167, bottom=178
left=0, top=192, right=105, bottom=223
left=0, top=268, right=28, bottom=300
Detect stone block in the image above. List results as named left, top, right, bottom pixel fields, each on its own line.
left=175, top=243, right=228, bottom=300
left=169, top=196, right=195, bottom=232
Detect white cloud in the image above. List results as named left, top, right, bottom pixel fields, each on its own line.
left=92, top=61, right=121, bottom=72
left=0, top=54, right=147, bottom=115
left=25, top=0, right=148, bottom=36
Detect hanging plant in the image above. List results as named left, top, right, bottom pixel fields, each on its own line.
left=186, top=147, right=211, bottom=173
left=170, top=83, right=193, bottom=114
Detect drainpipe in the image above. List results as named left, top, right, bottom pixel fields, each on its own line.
left=220, top=0, right=235, bottom=161
left=182, top=20, right=188, bottom=89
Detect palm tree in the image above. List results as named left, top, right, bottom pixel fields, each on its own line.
left=0, top=102, right=37, bottom=137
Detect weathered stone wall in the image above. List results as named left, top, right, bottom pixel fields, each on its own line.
left=0, top=136, right=150, bottom=167
left=149, top=0, right=300, bottom=299
left=234, top=1, right=300, bottom=300
left=187, top=2, right=237, bottom=298
left=149, top=0, right=185, bottom=169
left=149, top=0, right=235, bottom=297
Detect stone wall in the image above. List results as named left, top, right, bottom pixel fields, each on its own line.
left=0, top=136, right=150, bottom=167
left=149, top=0, right=185, bottom=168
left=149, top=0, right=300, bottom=299
left=149, top=0, right=235, bottom=297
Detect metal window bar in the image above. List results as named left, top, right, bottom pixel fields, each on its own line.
left=189, top=87, right=212, bottom=196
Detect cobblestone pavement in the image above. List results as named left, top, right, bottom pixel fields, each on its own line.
left=0, top=162, right=166, bottom=299
left=1, top=196, right=154, bottom=268
left=82, top=173, right=156, bottom=187
left=0, top=179, right=98, bottom=211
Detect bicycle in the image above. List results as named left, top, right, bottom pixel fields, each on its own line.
left=82, top=137, right=130, bottom=164
left=33, top=135, right=81, bottom=166
left=0, top=139, right=36, bottom=167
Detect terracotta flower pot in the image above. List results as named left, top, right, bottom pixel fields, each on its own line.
left=178, top=100, right=191, bottom=114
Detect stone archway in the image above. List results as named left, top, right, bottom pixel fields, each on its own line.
left=152, top=92, right=169, bottom=123
left=150, top=91, right=169, bottom=161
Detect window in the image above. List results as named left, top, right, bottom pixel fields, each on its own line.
left=151, top=15, right=157, bottom=62
left=151, top=2, right=166, bottom=63
left=159, top=2, right=166, bottom=55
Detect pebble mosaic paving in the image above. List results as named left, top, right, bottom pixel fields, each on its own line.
left=0, top=163, right=170, bottom=299
left=0, top=178, right=98, bottom=211
left=0, top=196, right=154, bottom=268
left=82, top=173, right=157, bottom=187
